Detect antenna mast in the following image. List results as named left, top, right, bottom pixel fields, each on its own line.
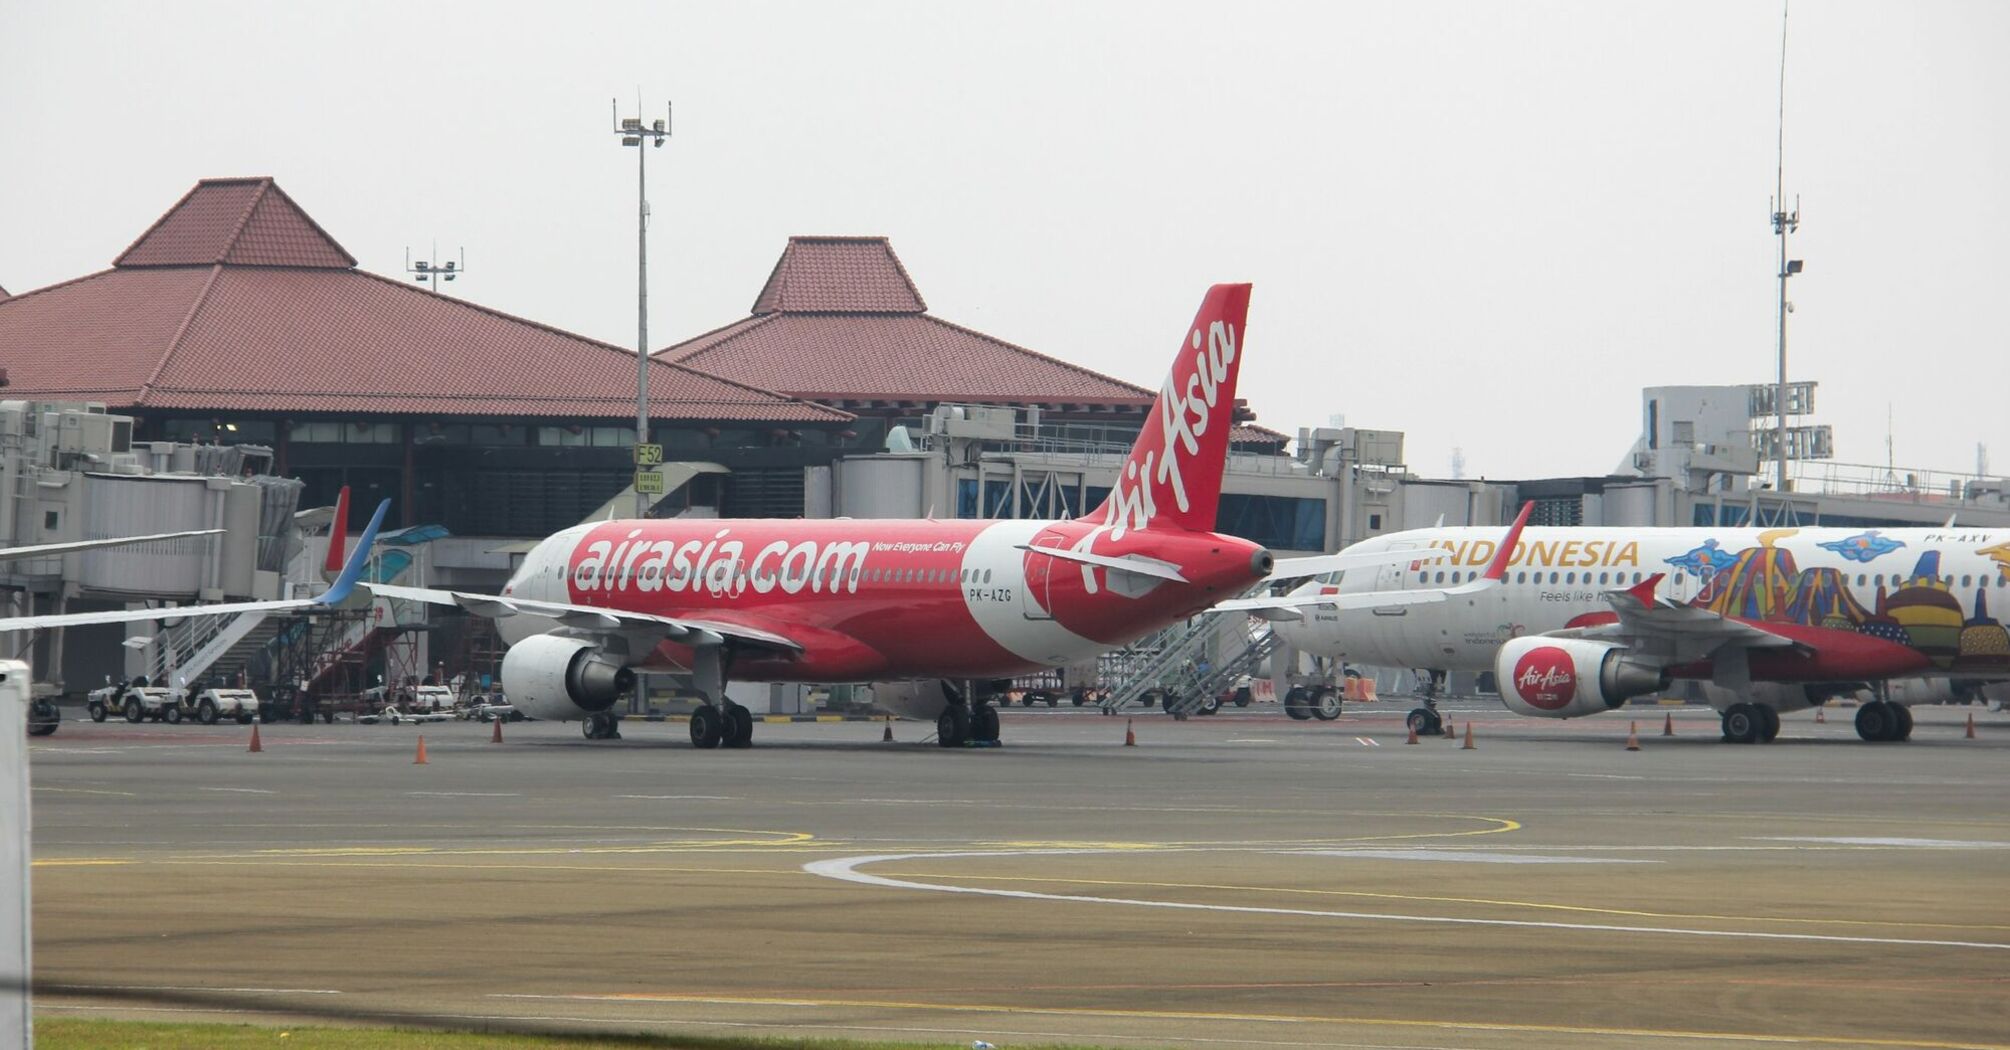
left=1769, top=0, right=1802, bottom=491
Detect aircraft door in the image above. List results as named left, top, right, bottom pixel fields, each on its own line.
left=1372, top=541, right=1422, bottom=593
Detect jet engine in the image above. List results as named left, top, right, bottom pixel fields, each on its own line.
left=1494, top=637, right=1667, bottom=718
left=500, top=634, right=636, bottom=721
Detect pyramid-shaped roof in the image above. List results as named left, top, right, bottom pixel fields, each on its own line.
left=0, top=179, right=848, bottom=425
left=751, top=236, right=926, bottom=314
left=668, top=236, right=1156, bottom=410
left=116, top=177, right=357, bottom=269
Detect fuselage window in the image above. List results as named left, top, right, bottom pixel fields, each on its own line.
left=1549, top=572, right=1559, bottom=584
left=1565, top=572, right=1575, bottom=584
left=1515, top=571, right=1526, bottom=584
left=1856, top=574, right=1866, bottom=587
left=984, top=569, right=993, bottom=584
left=1434, top=571, right=1444, bottom=584
left=1961, top=575, right=1972, bottom=589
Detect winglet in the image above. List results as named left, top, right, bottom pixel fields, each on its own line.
left=1625, top=572, right=1665, bottom=607
left=1479, top=501, right=1534, bottom=582
left=322, top=486, right=352, bottom=576
left=316, top=499, right=389, bottom=605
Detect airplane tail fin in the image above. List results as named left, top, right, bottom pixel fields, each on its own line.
left=1085, top=283, right=1253, bottom=537
left=322, top=486, right=352, bottom=579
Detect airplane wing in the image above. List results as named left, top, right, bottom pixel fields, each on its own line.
left=1549, top=572, right=1802, bottom=663
left=363, top=583, right=805, bottom=657
left=0, top=504, right=389, bottom=633
left=0, top=529, right=222, bottom=562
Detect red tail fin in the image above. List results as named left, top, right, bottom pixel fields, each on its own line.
left=323, top=485, right=352, bottom=577
left=1085, top=283, right=1252, bottom=537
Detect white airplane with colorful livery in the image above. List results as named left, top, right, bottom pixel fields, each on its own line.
left=0, top=285, right=1472, bottom=749
left=1238, top=520, right=2010, bottom=743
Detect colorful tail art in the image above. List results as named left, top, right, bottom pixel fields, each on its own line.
left=1086, top=283, right=1253, bottom=538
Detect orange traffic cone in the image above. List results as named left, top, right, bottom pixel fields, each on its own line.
left=882, top=715, right=894, bottom=743
left=1662, top=713, right=1675, bottom=737
left=1405, top=723, right=1420, bottom=745
left=1625, top=721, right=1641, bottom=751
left=1443, top=719, right=1457, bottom=740
left=1815, top=705, right=1826, bottom=724
left=1965, top=712, right=1977, bottom=740
left=491, top=716, right=504, bottom=744
left=1123, top=718, right=1136, bottom=747
left=1461, top=722, right=1475, bottom=750
left=414, top=735, right=429, bottom=765
left=247, top=722, right=263, bottom=753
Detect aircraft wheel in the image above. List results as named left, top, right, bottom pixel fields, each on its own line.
left=1757, top=705, right=1781, bottom=742
left=937, top=705, right=970, bottom=748
left=88, top=702, right=107, bottom=723
left=1891, top=703, right=1914, bottom=742
left=1854, top=701, right=1893, bottom=742
left=1721, top=703, right=1762, bottom=744
left=1406, top=708, right=1442, bottom=736
left=197, top=700, right=219, bottom=725
left=724, top=704, right=754, bottom=748
left=971, top=703, right=1000, bottom=743
left=123, top=698, right=144, bottom=724
left=1283, top=687, right=1312, bottom=720
left=687, top=707, right=724, bottom=749
left=1310, top=688, right=1342, bottom=721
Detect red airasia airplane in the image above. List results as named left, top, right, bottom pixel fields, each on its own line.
left=3, top=286, right=1427, bottom=748
left=371, top=283, right=1443, bottom=748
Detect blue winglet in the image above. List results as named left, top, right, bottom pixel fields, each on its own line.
left=315, top=499, right=390, bottom=605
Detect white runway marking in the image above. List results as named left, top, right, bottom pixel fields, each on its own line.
left=1353, top=738, right=1380, bottom=747
left=805, top=849, right=2010, bottom=953
left=1225, top=738, right=1276, bottom=743
left=44, top=983, right=341, bottom=995
left=616, top=794, right=737, bottom=801
left=1752, top=836, right=2009, bottom=849
left=1288, top=849, right=1654, bottom=865
left=406, top=791, right=520, bottom=798
left=1566, top=773, right=1645, bottom=780
left=199, top=787, right=275, bottom=795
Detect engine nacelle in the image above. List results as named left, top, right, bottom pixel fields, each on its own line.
left=500, top=634, right=635, bottom=722
left=1495, top=637, right=1667, bottom=718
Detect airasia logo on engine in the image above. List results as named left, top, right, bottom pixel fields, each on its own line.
left=1512, top=646, right=1577, bottom=710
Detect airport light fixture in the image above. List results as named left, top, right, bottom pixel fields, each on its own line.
left=613, top=99, right=671, bottom=519
left=405, top=244, right=467, bottom=295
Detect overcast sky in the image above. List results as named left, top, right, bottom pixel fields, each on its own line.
left=4, top=1, right=2004, bottom=483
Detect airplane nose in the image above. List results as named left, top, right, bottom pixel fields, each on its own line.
left=1251, top=549, right=1274, bottom=577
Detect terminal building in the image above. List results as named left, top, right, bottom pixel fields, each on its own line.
left=3, top=176, right=2006, bottom=709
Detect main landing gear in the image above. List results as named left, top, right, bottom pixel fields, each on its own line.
left=688, top=701, right=755, bottom=749
left=1719, top=702, right=1781, bottom=744
left=582, top=712, right=623, bottom=741
left=1406, top=668, right=1447, bottom=737
left=681, top=640, right=756, bottom=750
left=1853, top=698, right=1913, bottom=743
left=935, top=680, right=1005, bottom=748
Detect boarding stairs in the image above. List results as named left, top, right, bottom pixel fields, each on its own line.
left=145, top=610, right=282, bottom=690
left=1099, top=582, right=1275, bottom=714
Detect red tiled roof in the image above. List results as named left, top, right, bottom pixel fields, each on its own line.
left=669, top=237, right=1155, bottom=409
left=0, top=181, right=849, bottom=425
left=751, top=237, right=926, bottom=314
left=116, top=178, right=357, bottom=269
left=666, top=311, right=1155, bottom=407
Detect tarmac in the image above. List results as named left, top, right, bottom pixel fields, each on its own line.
left=26, top=700, right=2010, bottom=1050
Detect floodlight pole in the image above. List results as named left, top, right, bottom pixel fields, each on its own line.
left=1770, top=2, right=1798, bottom=493
left=615, top=99, right=672, bottom=518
